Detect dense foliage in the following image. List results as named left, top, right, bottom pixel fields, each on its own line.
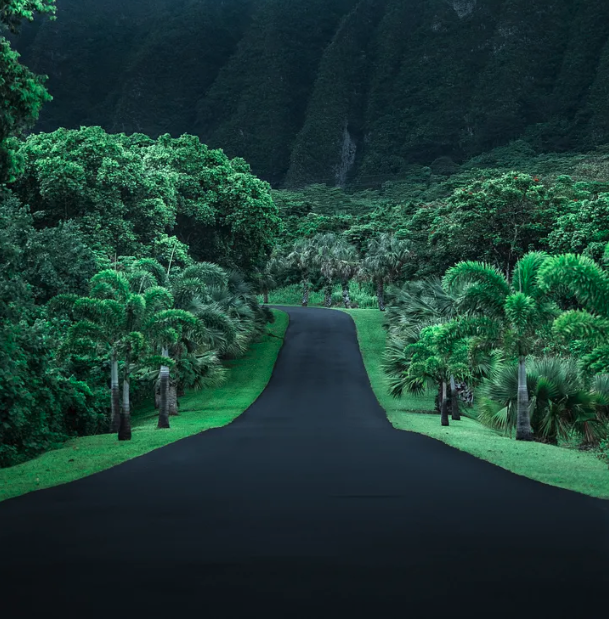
left=12, top=127, right=281, bottom=272
left=264, top=152, right=609, bottom=450
left=0, top=16, right=280, bottom=466
left=11, top=0, right=609, bottom=186
left=0, top=181, right=277, bottom=465
left=4, top=0, right=609, bottom=468
left=0, top=0, right=56, bottom=182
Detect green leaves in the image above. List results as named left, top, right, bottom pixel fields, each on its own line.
left=443, top=261, right=510, bottom=302
left=383, top=323, right=471, bottom=401
left=360, top=233, right=411, bottom=284
left=547, top=195, right=609, bottom=261
left=89, top=270, right=131, bottom=302
left=11, top=127, right=279, bottom=271
left=478, top=356, right=603, bottom=443
left=505, top=293, right=536, bottom=331
left=142, top=286, right=174, bottom=313
left=442, top=253, right=557, bottom=357
left=1, top=1, right=56, bottom=31
left=309, top=233, right=358, bottom=287
left=552, top=310, right=609, bottom=343
left=538, top=253, right=609, bottom=316
left=0, top=39, right=51, bottom=183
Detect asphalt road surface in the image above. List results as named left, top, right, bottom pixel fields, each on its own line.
left=1, top=307, right=608, bottom=617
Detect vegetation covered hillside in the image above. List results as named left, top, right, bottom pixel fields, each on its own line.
left=3, top=0, right=609, bottom=485
left=13, top=0, right=609, bottom=186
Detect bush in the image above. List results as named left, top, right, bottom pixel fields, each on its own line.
left=599, top=437, right=609, bottom=467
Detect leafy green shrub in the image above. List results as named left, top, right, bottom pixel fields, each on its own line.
left=478, top=357, right=607, bottom=445
left=599, top=437, right=609, bottom=466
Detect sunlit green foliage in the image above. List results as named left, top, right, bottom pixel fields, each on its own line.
left=11, top=127, right=280, bottom=271
left=0, top=0, right=55, bottom=182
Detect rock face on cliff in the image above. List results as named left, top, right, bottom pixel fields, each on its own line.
left=14, top=0, right=609, bottom=186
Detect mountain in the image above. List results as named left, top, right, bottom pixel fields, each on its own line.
left=13, top=0, right=609, bottom=187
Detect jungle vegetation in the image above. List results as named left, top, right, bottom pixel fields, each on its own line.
left=10, top=0, right=609, bottom=187
left=2, top=0, right=609, bottom=469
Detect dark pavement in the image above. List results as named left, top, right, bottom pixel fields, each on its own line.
left=1, top=307, right=608, bottom=617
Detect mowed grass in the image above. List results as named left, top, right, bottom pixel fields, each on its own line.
left=339, top=308, right=609, bottom=500
left=0, top=309, right=289, bottom=503
left=259, top=281, right=378, bottom=308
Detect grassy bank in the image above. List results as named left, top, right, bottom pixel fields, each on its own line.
left=0, top=310, right=289, bottom=503
left=340, top=308, right=609, bottom=500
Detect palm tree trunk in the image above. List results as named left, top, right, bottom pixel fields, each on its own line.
left=324, top=283, right=332, bottom=307
left=110, top=351, right=120, bottom=433
left=341, top=280, right=351, bottom=308
left=450, top=375, right=461, bottom=420
left=302, top=279, right=309, bottom=306
left=440, top=380, right=449, bottom=426
left=157, top=347, right=170, bottom=429
left=377, top=280, right=385, bottom=311
left=516, top=355, right=532, bottom=440
left=118, top=352, right=132, bottom=441
left=168, top=380, right=179, bottom=416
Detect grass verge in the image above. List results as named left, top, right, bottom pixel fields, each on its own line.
left=340, top=308, right=609, bottom=500
left=0, top=309, right=289, bottom=503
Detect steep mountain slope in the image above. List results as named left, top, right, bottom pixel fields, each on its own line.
left=13, top=0, right=609, bottom=186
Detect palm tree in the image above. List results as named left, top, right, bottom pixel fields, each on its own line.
left=311, top=233, right=359, bottom=308
left=127, top=259, right=229, bottom=426
left=359, top=233, right=411, bottom=311
left=478, top=356, right=607, bottom=444
left=140, top=333, right=228, bottom=417
left=538, top=250, right=609, bottom=376
left=50, top=270, right=135, bottom=434
left=383, top=278, right=463, bottom=419
left=443, top=252, right=559, bottom=440
left=251, top=253, right=282, bottom=304
left=287, top=238, right=316, bottom=306
left=314, top=234, right=336, bottom=307
left=383, top=324, right=470, bottom=426
left=333, top=241, right=359, bottom=308
left=56, top=270, right=153, bottom=440
left=143, top=304, right=198, bottom=428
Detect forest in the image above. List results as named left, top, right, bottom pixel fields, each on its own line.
left=2, top=0, right=609, bottom=478
left=11, top=0, right=609, bottom=187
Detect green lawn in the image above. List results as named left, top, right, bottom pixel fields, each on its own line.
left=0, top=309, right=289, bottom=503
left=339, top=308, right=609, bottom=500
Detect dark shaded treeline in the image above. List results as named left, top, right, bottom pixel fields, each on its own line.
left=14, top=0, right=609, bottom=187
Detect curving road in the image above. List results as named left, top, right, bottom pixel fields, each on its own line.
left=1, top=307, right=608, bottom=617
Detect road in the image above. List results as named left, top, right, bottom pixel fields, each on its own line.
left=1, top=307, right=608, bottom=617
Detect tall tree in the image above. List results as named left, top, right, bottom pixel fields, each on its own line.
left=287, top=238, right=316, bottom=306
left=54, top=270, right=186, bottom=440
left=0, top=1, right=56, bottom=182
left=311, top=233, right=359, bottom=308
left=11, top=128, right=281, bottom=272
left=443, top=252, right=559, bottom=440
left=538, top=248, right=609, bottom=376
left=126, top=258, right=229, bottom=425
left=359, top=233, right=410, bottom=311
left=383, top=278, right=463, bottom=418
left=251, top=253, right=282, bottom=304
left=383, top=324, right=470, bottom=427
